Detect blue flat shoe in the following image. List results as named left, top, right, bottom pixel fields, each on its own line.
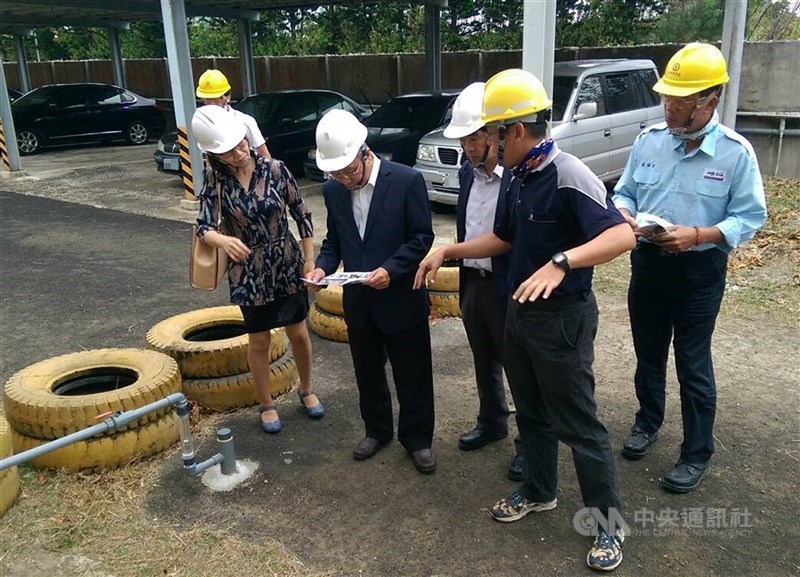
left=298, top=389, right=325, bottom=419
left=259, top=405, right=282, bottom=434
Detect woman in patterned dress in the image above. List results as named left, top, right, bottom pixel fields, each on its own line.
left=192, top=105, right=324, bottom=433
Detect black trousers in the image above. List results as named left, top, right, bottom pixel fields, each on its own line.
left=347, top=313, right=435, bottom=453
left=460, top=268, right=510, bottom=436
left=629, top=244, right=728, bottom=463
left=504, top=291, right=622, bottom=519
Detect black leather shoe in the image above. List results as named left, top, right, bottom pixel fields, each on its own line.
left=662, top=460, right=710, bottom=493
left=507, top=452, right=524, bottom=482
left=621, top=426, right=658, bottom=460
left=353, top=437, right=386, bottom=461
left=410, top=448, right=437, bottom=474
left=458, top=427, right=507, bottom=451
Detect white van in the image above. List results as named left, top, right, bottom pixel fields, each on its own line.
left=415, top=59, right=664, bottom=206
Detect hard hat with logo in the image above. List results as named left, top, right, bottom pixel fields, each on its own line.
left=315, top=109, right=369, bottom=172
left=196, top=69, right=232, bottom=99
left=443, top=82, right=486, bottom=139
left=654, top=43, right=730, bottom=97
left=482, top=68, right=552, bottom=125
left=191, top=105, right=246, bottom=154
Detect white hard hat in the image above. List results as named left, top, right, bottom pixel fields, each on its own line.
left=315, top=109, right=368, bottom=172
left=443, top=82, right=486, bottom=139
left=191, top=105, right=246, bottom=154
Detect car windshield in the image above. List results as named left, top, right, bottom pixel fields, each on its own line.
left=551, top=76, right=576, bottom=122
left=11, top=85, right=63, bottom=107
left=235, top=94, right=283, bottom=124
left=365, top=96, right=451, bottom=130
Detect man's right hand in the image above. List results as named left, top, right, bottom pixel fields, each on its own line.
left=414, top=248, right=446, bottom=290
left=303, top=267, right=327, bottom=293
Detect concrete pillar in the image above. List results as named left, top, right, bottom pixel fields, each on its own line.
left=720, top=0, right=747, bottom=129
left=424, top=3, right=442, bottom=90
left=160, top=0, right=203, bottom=200
left=0, top=55, right=22, bottom=172
left=522, top=0, right=556, bottom=99
left=108, top=27, right=127, bottom=88
left=12, top=35, right=31, bottom=94
left=237, top=19, right=256, bottom=98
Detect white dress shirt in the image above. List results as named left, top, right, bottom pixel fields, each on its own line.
left=351, top=156, right=381, bottom=239
left=463, top=164, right=503, bottom=272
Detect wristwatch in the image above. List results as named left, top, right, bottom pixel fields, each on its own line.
left=551, top=252, right=571, bottom=273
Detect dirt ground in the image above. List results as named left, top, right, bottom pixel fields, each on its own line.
left=1, top=144, right=798, bottom=576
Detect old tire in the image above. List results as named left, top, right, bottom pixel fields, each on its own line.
left=10, top=413, right=179, bottom=470
left=182, top=352, right=298, bottom=410
left=429, top=290, right=461, bottom=318
left=0, top=417, right=20, bottom=516
left=315, top=285, right=345, bottom=316
left=309, top=303, right=348, bottom=343
left=3, top=349, right=181, bottom=440
left=146, top=307, right=287, bottom=378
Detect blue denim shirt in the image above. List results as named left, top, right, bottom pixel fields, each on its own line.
left=612, top=122, right=767, bottom=252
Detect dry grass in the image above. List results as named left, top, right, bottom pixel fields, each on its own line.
left=0, top=414, right=328, bottom=577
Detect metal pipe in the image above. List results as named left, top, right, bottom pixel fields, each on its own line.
left=737, top=127, right=800, bottom=137
left=0, top=392, right=187, bottom=471
left=775, top=118, right=787, bottom=177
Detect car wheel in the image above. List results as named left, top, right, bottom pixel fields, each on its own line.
left=126, top=120, right=150, bottom=145
left=16, top=130, right=41, bottom=155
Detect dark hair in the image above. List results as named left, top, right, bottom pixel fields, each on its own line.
left=206, top=153, right=229, bottom=175
left=522, top=122, right=548, bottom=139
left=699, top=85, right=723, bottom=99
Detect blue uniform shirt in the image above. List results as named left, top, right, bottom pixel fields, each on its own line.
left=612, top=122, right=767, bottom=252
left=494, top=144, right=626, bottom=297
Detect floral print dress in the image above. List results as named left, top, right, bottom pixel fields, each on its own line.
left=196, top=154, right=313, bottom=306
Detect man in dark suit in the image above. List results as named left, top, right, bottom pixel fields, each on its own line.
left=442, top=82, right=524, bottom=481
left=306, top=109, right=437, bottom=474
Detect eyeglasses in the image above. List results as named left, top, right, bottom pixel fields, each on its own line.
left=660, top=94, right=712, bottom=109
left=217, top=140, right=248, bottom=161
left=325, top=159, right=362, bottom=181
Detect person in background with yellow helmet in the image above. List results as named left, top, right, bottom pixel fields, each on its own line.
left=441, top=82, right=524, bottom=481
left=612, top=44, right=766, bottom=492
left=416, top=69, right=635, bottom=571
left=196, top=69, right=271, bottom=159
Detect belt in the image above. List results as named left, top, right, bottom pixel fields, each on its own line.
left=516, top=290, right=590, bottom=311
left=463, top=267, right=493, bottom=279
left=637, top=242, right=714, bottom=258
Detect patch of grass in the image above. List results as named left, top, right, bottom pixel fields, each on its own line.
left=0, top=417, right=329, bottom=577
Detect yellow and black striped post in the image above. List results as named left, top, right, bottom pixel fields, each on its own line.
left=0, top=119, right=9, bottom=172
left=177, top=126, right=195, bottom=200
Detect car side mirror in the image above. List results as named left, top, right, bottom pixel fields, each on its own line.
left=573, top=102, right=597, bottom=121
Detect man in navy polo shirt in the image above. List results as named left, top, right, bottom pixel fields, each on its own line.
left=415, top=69, right=636, bottom=572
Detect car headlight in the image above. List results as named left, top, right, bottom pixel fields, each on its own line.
left=307, top=148, right=316, bottom=160
left=417, top=144, right=435, bottom=162
left=157, top=140, right=165, bottom=152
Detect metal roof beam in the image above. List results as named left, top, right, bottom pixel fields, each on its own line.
left=1, top=16, right=132, bottom=29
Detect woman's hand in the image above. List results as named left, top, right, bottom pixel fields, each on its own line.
left=303, top=267, right=326, bottom=293
left=222, top=236, right=250, bottom=262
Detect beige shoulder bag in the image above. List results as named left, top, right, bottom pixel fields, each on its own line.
left=189, top=176, right=228, bottom=291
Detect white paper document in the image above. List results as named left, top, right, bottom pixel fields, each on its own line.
left=635, top=212, right=674, bottom=239
left=303, top=271, right=371, bottom=286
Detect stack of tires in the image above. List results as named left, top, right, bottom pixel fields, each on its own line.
left=427, top=259, right=461, bottom=318
left=3, top=349, right=182, bottom=470
left=0, top=416, right=20, bottom=516
left=309, top=285, right=348, bottom=343
left=146, top=306, right=297, bottom=410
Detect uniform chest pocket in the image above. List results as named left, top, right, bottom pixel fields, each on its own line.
left=633, top=166, right=661, bottom=185
left=695, top=179, right=730, bottom=198
left=527, top=210, right=557, bottom=224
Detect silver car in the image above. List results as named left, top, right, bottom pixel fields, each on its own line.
left=415, top=59, right=664, bottom=206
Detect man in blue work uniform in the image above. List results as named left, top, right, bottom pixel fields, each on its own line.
left=416, top=69, right=636, bottom=572
left=613, top=43, right=767, bottom=493
left=441, top=82, right=523, bottom=480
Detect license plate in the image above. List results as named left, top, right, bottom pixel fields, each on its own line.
left=445, top=174, right=460, bottom=189
left=163, top=156, right=180, bottom=171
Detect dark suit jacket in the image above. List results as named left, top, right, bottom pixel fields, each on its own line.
left=456, top=161, right=513, bottom=299
left=316, top=158, right=434, bottom=333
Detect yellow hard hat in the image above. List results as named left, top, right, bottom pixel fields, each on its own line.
left=654, top=43, right=730, bottom=97
left=482, top=68, right=552, bottom=125
left=196, top=69, right=232, bottom=99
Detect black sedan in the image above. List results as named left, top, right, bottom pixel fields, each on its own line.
left=12, top=83, right=166, bottom=155
left=303, top=89, right=460, bottom=182
left=154, top=89, right=371, bottom=177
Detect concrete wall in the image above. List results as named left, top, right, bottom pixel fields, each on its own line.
left=2, top=41, right=798, bottom=176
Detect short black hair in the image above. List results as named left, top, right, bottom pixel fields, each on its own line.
left=522, top=122, right=547, bottom=139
